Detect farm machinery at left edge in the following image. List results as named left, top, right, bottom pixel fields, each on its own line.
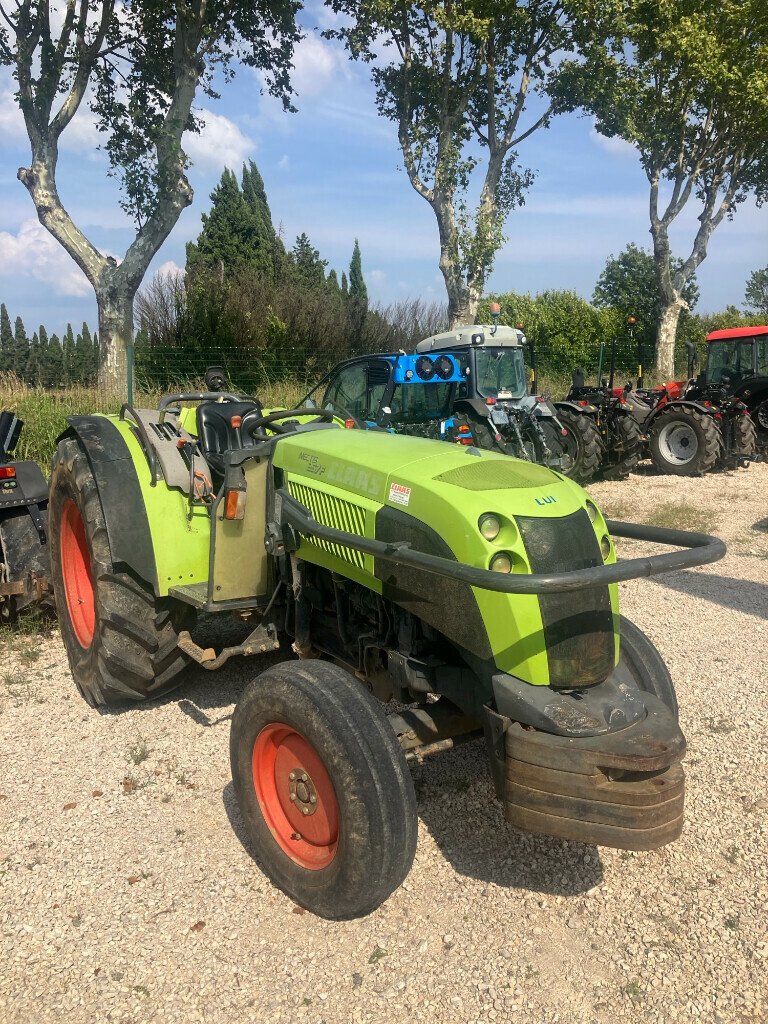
left=0, top=411, right=50, bottom=622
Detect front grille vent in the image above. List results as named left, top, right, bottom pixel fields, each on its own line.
left=289, top=481, right=366, bottom=569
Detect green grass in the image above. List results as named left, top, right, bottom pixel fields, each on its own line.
left=0, top=372, right=310, bottom=471
left=643, top=502, right=718, bottom=534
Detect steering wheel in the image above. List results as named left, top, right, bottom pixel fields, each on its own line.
left=246, top=407, right=335, bottom=437
left=322, top=402, right=366, bottom=430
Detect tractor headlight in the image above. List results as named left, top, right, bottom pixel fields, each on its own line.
left=600, top=535, right=612, bottom=560
left=490, top=552, right=513, bottom=573
left=479, top=513, right=501, bottom=541
left=586, top=501, right=598, bottom=523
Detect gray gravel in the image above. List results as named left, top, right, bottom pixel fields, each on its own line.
left=1, top=464, right=767, bottom=1024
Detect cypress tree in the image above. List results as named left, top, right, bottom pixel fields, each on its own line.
left=186, top=168, right=269, bottom=275
left=292, top=234, right=327, bottom=289
left=38, top=326, right=49, bottom=387
left=0, top=304, right=12, bottom=373
left=26, top=331, right=41, bottom=385
left=13, top=316, right=29, bottom=378
left=77, top=323, right=96, bottom=384
left=349, top=239, right=368, bottom=306
left=327, top=269, right=340, bottom=292
left=62, top=323, right=76, bottom=384
left=43, top=333, right=64, bottom=388
left=341, top=271, right=349, bottom=296
left=91, top=332, right=100, bottom=383
left=241, top=161, right=286, bottom=278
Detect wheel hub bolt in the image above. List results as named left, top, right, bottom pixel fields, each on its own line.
left=288, top=766, right=318, bottom=816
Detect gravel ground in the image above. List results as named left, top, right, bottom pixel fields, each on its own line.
left=1, top=463, right=767, bottom=1024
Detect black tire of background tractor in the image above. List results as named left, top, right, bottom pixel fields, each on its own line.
left=49, top=436, right=194, bottom=708
left=230, top=660, right=418, bottom=919
left=648, top=407, right=720, bottom=477
left=554, top=408, right=602, bottom=483
left=617, top=615, right=678, bottom=717
left=715, top=413, right=757, bottom=471
left=599, top=413, right=642, bottom=481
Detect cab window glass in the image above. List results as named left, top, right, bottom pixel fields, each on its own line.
left=322, top=362, right=390, bottom=419
left=389, top=382, right=454, bottom=422
left=474, top=348, right=526, bottom=398
left=707, top=340, right=753, bottom=383
left=756, top=338, right=768, bottom=375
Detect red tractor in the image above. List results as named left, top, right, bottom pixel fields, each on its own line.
left=691, top=326, right=768, bottom=450
left=625, top=340, right=757, bottom=476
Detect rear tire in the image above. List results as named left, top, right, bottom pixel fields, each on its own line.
left=555, top=408, right=602, bottom=483
left=716, top=412, right=757, bottom=470
left=49, top=436, right=194, bottom=708
left=230, top=660, right=417, bottom=919
left=649, top=407, right=720, bottom=476
left=600, top=413, right=642, bottom=480
left=617, top=615, right=678, bottom=717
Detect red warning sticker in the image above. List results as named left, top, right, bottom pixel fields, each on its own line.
left=388, top=482, right=412, bottom=507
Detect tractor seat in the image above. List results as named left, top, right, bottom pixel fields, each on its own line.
left=196, top=400, right=265, bottom=479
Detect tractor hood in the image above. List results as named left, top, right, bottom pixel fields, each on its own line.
left=274, top=427, right=618, bottom=689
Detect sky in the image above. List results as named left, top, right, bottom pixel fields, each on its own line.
left=0, top=6, right=766, bottom=336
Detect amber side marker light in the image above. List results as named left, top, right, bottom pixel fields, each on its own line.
left=224, top=489, right=246, bottom=520
left=0, top=466, right=16, bottom=479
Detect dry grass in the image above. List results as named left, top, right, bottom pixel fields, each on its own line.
left=0, top=372, right=309, bottom=471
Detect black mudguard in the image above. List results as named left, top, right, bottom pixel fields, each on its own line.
left=59, top=417, right=158, bottom=592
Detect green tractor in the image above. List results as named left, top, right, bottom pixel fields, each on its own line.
left=48, top=386, right=723, bottom=918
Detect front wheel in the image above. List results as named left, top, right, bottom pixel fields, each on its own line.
left=230, top=661, right=417, bottom=919
left=49, top=436, right=194, bottom=707
left=648, top=407, right=720, bottom=476
left=617, top=615, right=678, bottom=717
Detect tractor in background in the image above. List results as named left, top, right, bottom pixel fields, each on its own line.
left=687, top=326, right=768, bottom=451
left=0, top=411, right=49, bottom=622
left=307, top=321, right=603, bottom=483
left=627, top=339, right=756, bottom=475
left=558, top=339, right=643, bottom=480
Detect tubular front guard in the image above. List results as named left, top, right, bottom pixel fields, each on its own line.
left=277, top=490, right=725, bottom=593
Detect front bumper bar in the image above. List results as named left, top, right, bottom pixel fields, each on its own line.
left=277, top=490, right=725, bottom=594
left=502, top=693, right=685, bottom=850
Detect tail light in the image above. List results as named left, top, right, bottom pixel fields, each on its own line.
left=0, top=466, right=16, bottom=479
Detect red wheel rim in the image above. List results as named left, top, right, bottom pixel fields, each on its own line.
left=60, top=499, right=95, bottom=648
left=252, top=724, right=339, bottom=870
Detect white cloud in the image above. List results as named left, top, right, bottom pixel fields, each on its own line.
left=155, top=259, right=184, bottom=278
left=291, top=34, right=349, bottom=97
left=0, top=85, right=24, bottom=140
left=369, top=268, right=386, bottom=285
left=183, top=109, right=255, bottom=173
left=277, top=154, right=290, bottom=170
left=590, top=125, right=637, bottom=159
left=0, top=219, right=90, bottom=297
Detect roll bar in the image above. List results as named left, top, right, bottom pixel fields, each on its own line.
left=277, top=490, right=725, bottom=595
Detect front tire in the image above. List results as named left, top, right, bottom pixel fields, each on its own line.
left=617, top=615, right=678, bottom=717
left=49, top=436, right=194, bottom=708
left=230, top=660, right=417, bottom=919
left=649, top=407, right=720, bottom=476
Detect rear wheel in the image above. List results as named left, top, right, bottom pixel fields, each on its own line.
left=716, top=412, right=757, bottom=470
left=649, top=407, right=720, bottom=476
left=600, top=413, right=642, bottom=480
left=554, top=408, right=602, bottom=483
left=49, top=436, right=194, bottom=708
left=230, top=660, right=417, bottom=919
